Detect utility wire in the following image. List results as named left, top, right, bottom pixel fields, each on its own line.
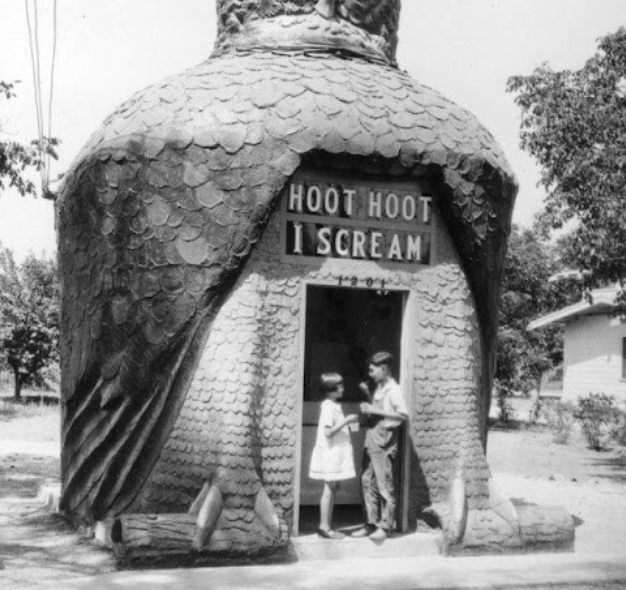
left=23, top=0, right=58, bottom=197
left=46, top=0, right=58, bottom=194
left=32, top=0, right=45, bottom=149
left=24, top=0, right=44, bottom=145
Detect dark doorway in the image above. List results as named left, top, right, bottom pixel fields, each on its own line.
left=298, top=285, right=405, bottom=534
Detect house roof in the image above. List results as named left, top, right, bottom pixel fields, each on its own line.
left=527, top=285, right=620, bottom=330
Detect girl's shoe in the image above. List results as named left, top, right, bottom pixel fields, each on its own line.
left=317, top=528, right=345, bottom=539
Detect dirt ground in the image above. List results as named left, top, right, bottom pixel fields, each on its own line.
left=1, top=398, right=626, bottom=589
left=489, top=426, right=626, bottom=554
left=0, top=404, right=116, bottom=590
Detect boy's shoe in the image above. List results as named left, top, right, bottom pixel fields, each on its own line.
left=351, top=524, right=376, bottom=538
left=368, top=527, right=387, bottom=541
left=317, top=528, right=345, bottom=539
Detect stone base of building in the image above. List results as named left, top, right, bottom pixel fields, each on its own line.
left=445, top=502, right=575, bottom=556
left=81, top=503, right=573, bottom=565
left=46, top=487, right=573, bottom=564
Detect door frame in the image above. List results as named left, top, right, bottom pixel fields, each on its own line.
left=292, top=279, right=413, bottom=536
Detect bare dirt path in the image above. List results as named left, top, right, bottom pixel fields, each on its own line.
left=0, top=408, right=116, bottom=589
left=488, top=426, right=626, bottom=554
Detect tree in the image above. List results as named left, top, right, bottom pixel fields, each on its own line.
left=0, top=244, right=60, bottom=400
left=0, top=80, right=58, bottom=198
left=495, top=225, right=578, bottom=417
left=507, top=27, right=626, bottom=290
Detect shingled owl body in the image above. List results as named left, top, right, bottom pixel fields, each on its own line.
left=57, top=0, right=537, bottom=553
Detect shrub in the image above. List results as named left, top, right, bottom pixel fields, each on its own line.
left=575, top=393, right=621, bottom=451
left=493, top=381, right=517, bottom=424
left=540, top=400, right=576, bottom=444
left=528, top=397, right=542, bottom=424
left=609, top=409, right=626, bottom=447
left=497, top=396, right=517, bottom=424
left=0, top=399, right=17, bottom=418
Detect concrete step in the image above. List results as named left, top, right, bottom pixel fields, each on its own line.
left=292, top=531, right=442, bottom=561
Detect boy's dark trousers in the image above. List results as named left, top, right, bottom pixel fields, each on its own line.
left=361, top=420, right=399, bottom=531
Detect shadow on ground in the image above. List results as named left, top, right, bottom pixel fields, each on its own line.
left=0, top=452, right=116, bottom=589
left=586, top=451, right=626, bottom=483
left=0, top=454, right=59, bottom=499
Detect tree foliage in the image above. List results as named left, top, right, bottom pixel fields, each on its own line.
left=495, top=225, right=578, bottom=403
left=0, top=80, right=58, bottom=197
left=0, top=244, right=60, bottom=399
left=507, top=27, right=626, bottom=288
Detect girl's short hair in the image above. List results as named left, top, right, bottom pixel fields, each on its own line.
left=319, top=372, right=343, bottom=394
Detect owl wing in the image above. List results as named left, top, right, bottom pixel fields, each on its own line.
left=58, top=122, right=296, bottom=521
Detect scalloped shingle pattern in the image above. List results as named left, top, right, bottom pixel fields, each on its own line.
left=135, top=257, right=300, bottom=549
left=134, top=208, right=490, bottom=551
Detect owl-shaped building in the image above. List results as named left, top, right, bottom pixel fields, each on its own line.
left=57, top=0, right=573, bottom=557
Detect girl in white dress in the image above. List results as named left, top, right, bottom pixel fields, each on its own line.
left=309, top=373, right=359, bottom=539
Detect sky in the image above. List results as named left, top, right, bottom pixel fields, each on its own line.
left=1, top=0, right=625, bottom=261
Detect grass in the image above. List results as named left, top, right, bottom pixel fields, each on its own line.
left=0, top=381, right=60, bottom=420
left=0, top=398, right=58, bottom=420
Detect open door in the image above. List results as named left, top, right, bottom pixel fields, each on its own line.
left=298, top=285, right=406, bottom=534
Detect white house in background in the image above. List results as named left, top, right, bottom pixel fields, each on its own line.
left=528, top=285, right=626, bottom=406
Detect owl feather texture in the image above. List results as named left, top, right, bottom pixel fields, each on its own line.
left=215, top=0, right=400, bottom=40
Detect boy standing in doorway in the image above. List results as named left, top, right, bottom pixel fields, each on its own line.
left=353, top=351, right=408, bottom=541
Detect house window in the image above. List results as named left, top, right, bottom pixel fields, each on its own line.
left=622, top=338, right=626, bottom=380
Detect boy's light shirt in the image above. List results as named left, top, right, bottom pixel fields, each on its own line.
left=372, top=377, right=407, bottom=429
